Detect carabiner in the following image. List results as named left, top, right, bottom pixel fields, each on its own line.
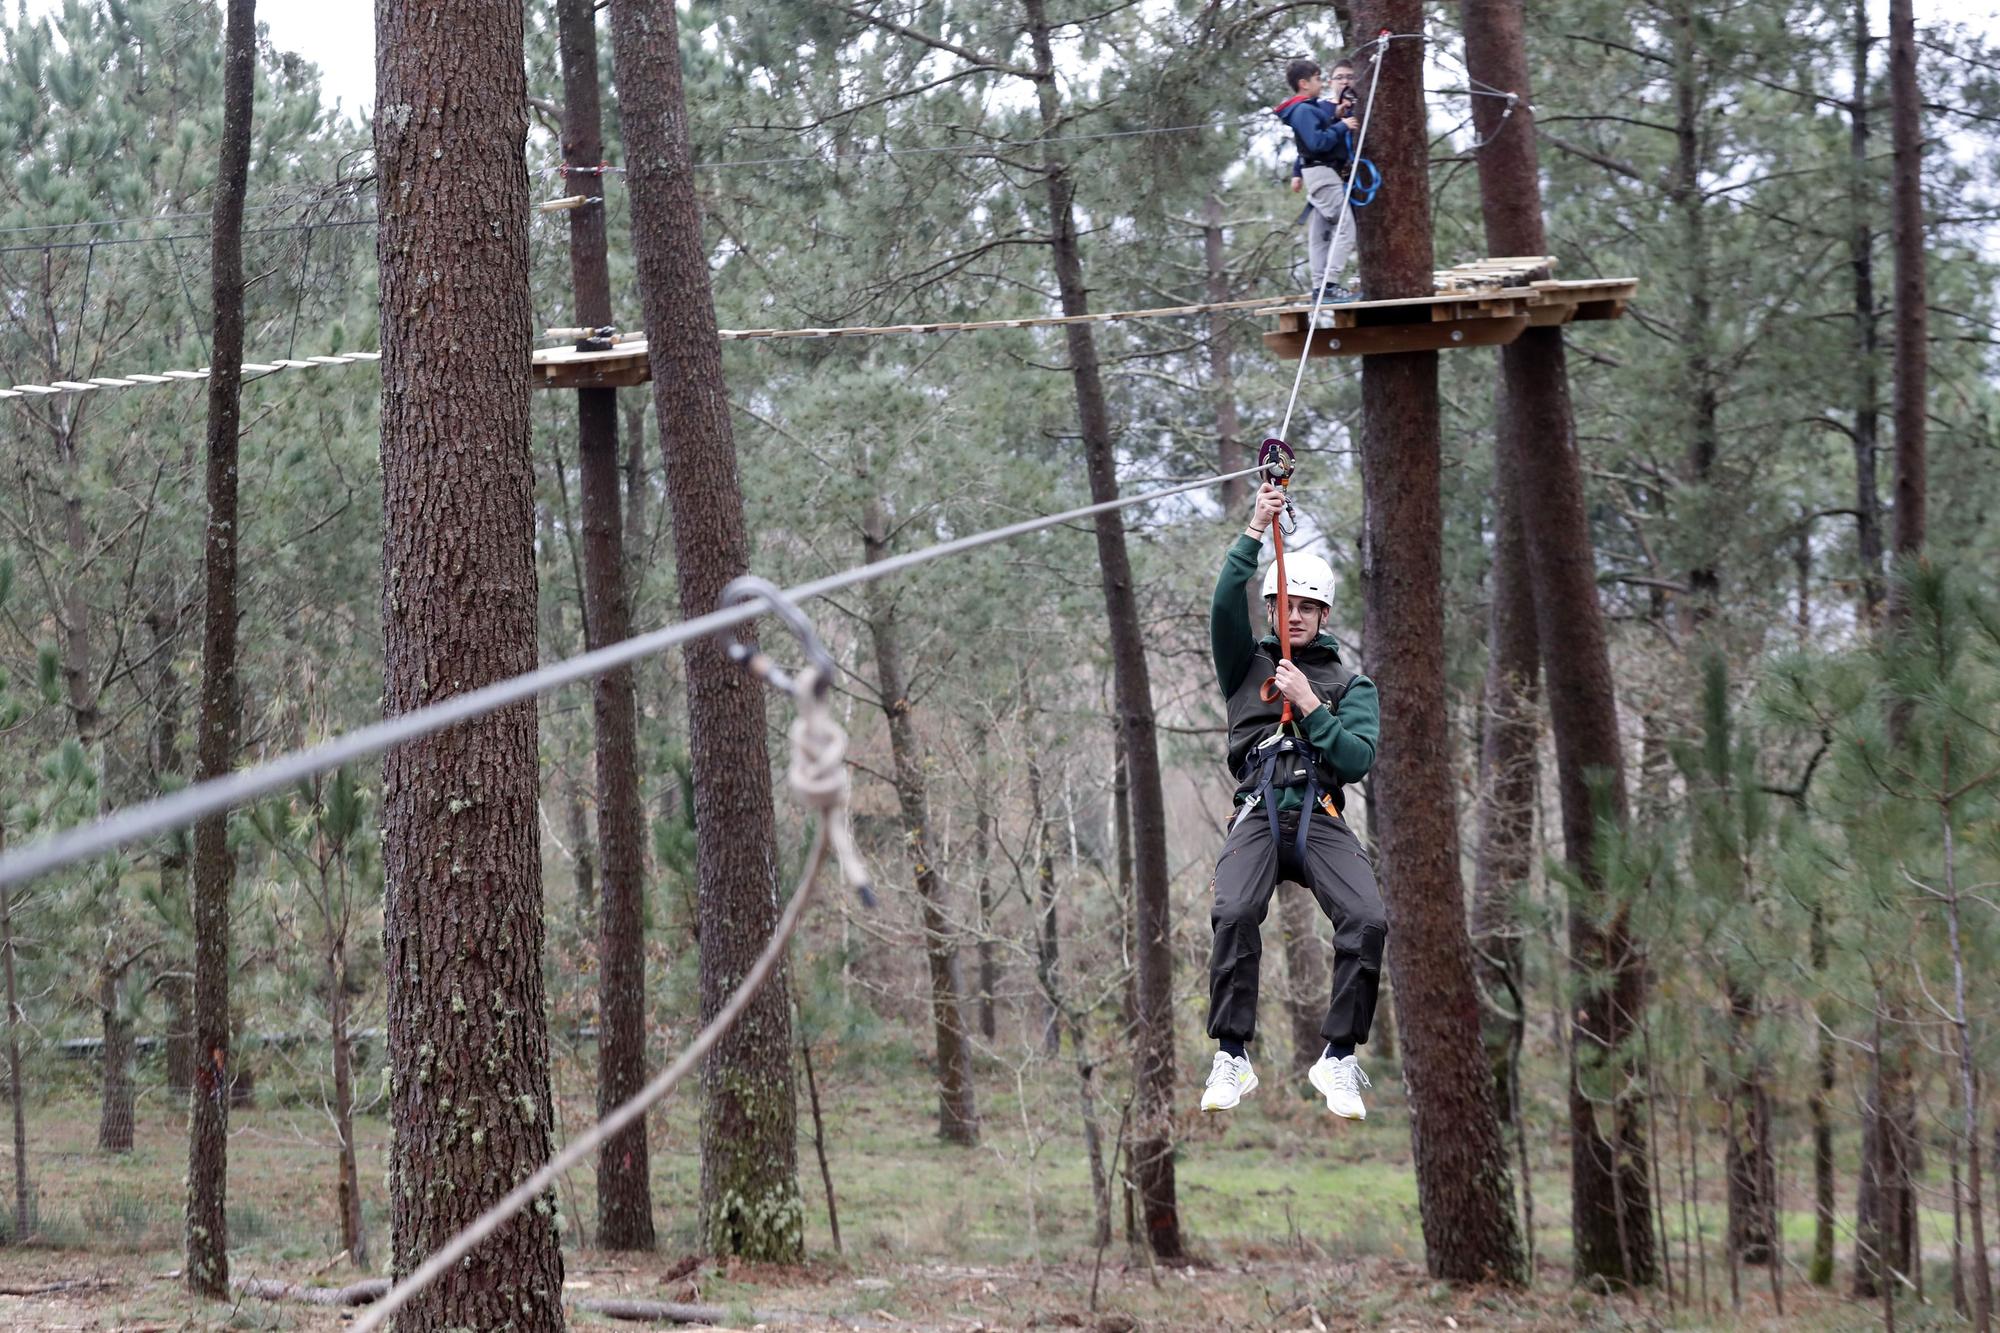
left=717, top=576, right=838, bottom=699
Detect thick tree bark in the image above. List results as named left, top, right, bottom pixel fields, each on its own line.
left=375, top=1, right=567, bottom=1324
left=1462, top=0, right=1655, bottom=1287
left=609, top=0, right=801, bottom=1260
left=1350, top=6, right=1524, bottom=1285
left=1471, top=470, right=1539, bottom=1120
left=1848, top=0, right=1885, bottom=623
left=185, top=0, right=255, bottom=1296
left=861, top=498, right=979, bottom=1145
left=1023, top=0, right=1180, bottom=1260
left=558, top=0, right=655, bottom=1252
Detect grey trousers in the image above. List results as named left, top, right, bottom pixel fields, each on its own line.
left=1301, top=164, right=1358, bottom=289
left=1205, top=801, right=1386, bottom=1049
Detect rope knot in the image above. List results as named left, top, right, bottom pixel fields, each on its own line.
left=788, top=670, right=873, bottom=904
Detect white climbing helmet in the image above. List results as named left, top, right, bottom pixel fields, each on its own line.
left=1262, top=552, right=1336, bottom=609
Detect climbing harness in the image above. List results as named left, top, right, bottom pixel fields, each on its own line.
left=1245, top=435, right=1336, bottom=866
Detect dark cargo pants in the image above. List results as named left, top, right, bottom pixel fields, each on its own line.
left=1205, top=801, right=1387, bottom=1049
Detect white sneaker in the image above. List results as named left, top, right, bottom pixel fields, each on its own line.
left=1309, top=1052, right=1371, bottom=1120
left=1200, top=1051, right=1259, bottom=1112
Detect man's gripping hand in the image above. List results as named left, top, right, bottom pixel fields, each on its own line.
left=1272, top=660, right=1322, bottom=713
left=1247, top=483, right=1286, bottom=539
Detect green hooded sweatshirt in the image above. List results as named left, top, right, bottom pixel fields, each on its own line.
left=1210, top=533, right=1379, bottom=811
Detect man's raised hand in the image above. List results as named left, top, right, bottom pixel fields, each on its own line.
left=1247, top=483, right=1286, bottom=538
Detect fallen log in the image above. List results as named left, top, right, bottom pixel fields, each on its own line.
left=232, top=1276, right=388, bottom=1306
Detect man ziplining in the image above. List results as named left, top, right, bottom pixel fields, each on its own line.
left=1200, top=474, right=1385, bottom=1120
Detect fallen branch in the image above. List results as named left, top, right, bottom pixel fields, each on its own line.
left=233, top=1275, right=814, bottom=1326
left=0, top=1278, right=111, bottom=1296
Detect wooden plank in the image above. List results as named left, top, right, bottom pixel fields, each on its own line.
left=1262, top=314, right=1531, bottom=359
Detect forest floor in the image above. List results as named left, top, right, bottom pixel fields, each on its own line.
left=0, top=1043, right=1939, bottom=1330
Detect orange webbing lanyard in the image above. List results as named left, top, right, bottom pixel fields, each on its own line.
left=1256, top=437, right=1298, bottom=728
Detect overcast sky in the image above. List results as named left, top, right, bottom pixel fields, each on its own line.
left=17, top=0, right=2000, bottom=132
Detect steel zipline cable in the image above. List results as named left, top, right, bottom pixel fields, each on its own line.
left=0, top=460, right=1272, bottom=891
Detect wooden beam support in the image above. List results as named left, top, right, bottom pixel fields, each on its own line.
left=1262, top=314, right=1531, bottom=359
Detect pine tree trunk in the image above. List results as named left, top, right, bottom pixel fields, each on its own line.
left=567, top=784, right=596, bottom=926
left=609, top=0, right=801, bottom=1261
left=328, top=941, right=366, bottom=1267
left=1942, top=815, right=1992, bottom=1331
left=1350, top=5, right=1524, bottom=1285
left=1810, top=907, right=1837, bottom=1286
left=159, top=972, right=190, bottom=1096
left=96, top=965, right=133, bottom=1152
left=1025, top=707, right=1062, bottom=1059
left=1462, top=0, right=1655, bottom=1287
left=973, top=735, right=998, bottom=1042
left=1886, top=0, right=1926, bottom=572
left=144, top=606, right=193, bottom=1101
left=1471, top=470, right=1539, bottom=1120
left=1856, top=4, right=1928, bottom=1291
left=557, top=0, right=655, bottom=1252
left=185, top=0, right=255, bottom=1295
left=375, top=1, right=567, bottom=1323
left=1024, top=0, right=1176, bottom=1256
left=861, top=498, right=979, bottom=1146
left=1848, top=0, right=1885, bottom=624
left=1670, top=0, right=1721, bottom=619
left=1023, top=0, right=1180, bottom=1259
left=1725, top=985, right=1776, bottom=1266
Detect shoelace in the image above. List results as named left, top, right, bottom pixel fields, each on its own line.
left=1210, top=1053, right=1244, bottom=1086
left=1330, top=1060, right=1371, bottom=1093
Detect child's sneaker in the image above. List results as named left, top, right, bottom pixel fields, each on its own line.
left=1200, top=1050, right=1259, bottom=1112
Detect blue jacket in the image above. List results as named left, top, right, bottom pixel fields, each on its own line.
left=1275, top=94, right=1354, bottom=173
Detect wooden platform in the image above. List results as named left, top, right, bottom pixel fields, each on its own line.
left=527, top=258, right=1637, bottom=389
left=1258, top=257, right=1636, bottom=360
